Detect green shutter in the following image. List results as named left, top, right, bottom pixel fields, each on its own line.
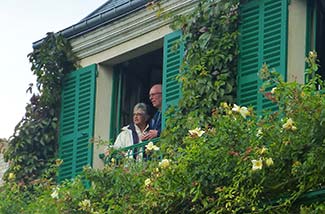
left=162, top=31, right=184, bottom=129
left=238, top=0, right=287, bottom=113
left=58, top=64, right=96, bottom=182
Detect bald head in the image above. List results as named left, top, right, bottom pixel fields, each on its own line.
left=149, top=84, right=162, bottom=110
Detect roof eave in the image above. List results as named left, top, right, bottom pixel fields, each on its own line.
left=32, top=0, right=148, bottom=49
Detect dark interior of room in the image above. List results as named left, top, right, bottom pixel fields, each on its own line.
left=117, top=48, right=163, bottom=128
left=316, top=0, right=325, bottom=78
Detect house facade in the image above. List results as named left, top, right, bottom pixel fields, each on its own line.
left=33, top=0, right=324, bottom=181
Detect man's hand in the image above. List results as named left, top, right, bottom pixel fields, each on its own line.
left=141, top=130, right=158, bottom=141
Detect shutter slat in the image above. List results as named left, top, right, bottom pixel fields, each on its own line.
left=238, top=0, right=287, bottom=114
left=162, top=31, right=184, bottom=129
left=58, top=64, right=96, bottom=182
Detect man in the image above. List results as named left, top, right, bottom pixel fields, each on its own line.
left=142, top=84, right=162, bottom=140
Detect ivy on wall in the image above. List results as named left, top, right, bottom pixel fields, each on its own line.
left=162, top=0, right=239, bottom=148
left=4, top=33, right=78, bottom=183
left=0, top=1, right=324, bottom=213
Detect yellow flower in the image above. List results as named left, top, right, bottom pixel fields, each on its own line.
left=188, top=127, right=205, bottom=137
left=251, top=159, right=263, bottom=171
left=239, top=107, right=250, bottom=118
left=79, top=199, right=91, bottom=210
left=282, top=118, right=297, bottom=131
left=55, top=159, right=63, bottom=166
left=145, top=178, right=151, bottom=186
left=256, top=129, right=263, bottom=138
left=265, top=158, right=274, bottom=166
left=292, top=161, right=302, bottom=174
left=8, top=173, right=15, bottom=180
left=232, top=104, right=240, bottom=112
left=221, top=102, right=229, bottom=109
left=145, top=142, right=159, bottom=151
left=293, top=161, right=301, bottom=167
left=301, top=91, right=305, bottom=97
left=51, top=187, right=59, bottom=199
left=271, top=87, right=277, bottom=94
left=259, top=146, right=267, bottom=154
left=309, top=50, right=317, bottom=59
left=159, top=159, right=170, bottom=169
left=232, top=104, right=250, bottom=118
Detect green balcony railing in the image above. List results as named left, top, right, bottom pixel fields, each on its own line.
left=99, top=138, right=161, bottom=165
left=295, top=189, right=325, bottom=205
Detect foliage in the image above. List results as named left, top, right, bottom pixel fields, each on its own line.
left=3, top=33, right=78, bottom=183
left=0, top=161, right=87, bottom=214
left=117, top=52, right=324, bottom=213
left=161, top=0, right=239, bottom=152
left=1, top=52, right=324, bottom=213
left=0, top=0, right=324, bottom=213
left=100, top=52, right=325, bottom=213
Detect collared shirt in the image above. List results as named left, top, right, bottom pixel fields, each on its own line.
left=150, top=111, right=161, bottom=137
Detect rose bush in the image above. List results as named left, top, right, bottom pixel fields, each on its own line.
left=0, top=0, right=324, bottom=213
left=1, top=52, right=323, bottom=213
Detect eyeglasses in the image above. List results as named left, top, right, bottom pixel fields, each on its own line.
left=133, top=112, right=145, bottom=116
left=149, top=92, right=162, bottom=97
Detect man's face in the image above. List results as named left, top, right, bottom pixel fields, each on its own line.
left=149, top=85, right=162, bottom=109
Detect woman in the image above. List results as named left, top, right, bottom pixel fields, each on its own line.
left=112, top=103, right=150, bottom=159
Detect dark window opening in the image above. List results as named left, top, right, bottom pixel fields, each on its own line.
left=316, top=0, right=325, bottom=79
left=308, top=0, right=325, bottom=79
left=110, top=48, right=163, bottom=141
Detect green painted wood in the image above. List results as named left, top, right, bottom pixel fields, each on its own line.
left=58, top=64, right=97, bottom=182
left=109, top=69, right=119, bottom=142
left=109, top=68, right=123, bottom=143
left=162, top=30, right=184, bottom=129
left=305, top=1, right=317, bottom=83
left=238, top=0, right=287, bottom=114
left=102, top=138, right=161, bottom=164
left=117, top=70, right=123, bottom=137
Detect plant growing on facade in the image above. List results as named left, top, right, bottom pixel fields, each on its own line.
left=0, top=0, right=324, bottom=213
left=150, top=51, right=325, bottom=213
left=3, top=33, right=78, bottom=183
left=161, top=0, right=240, bottom=151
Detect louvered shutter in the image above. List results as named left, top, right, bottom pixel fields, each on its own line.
left=162, top=31, right=184, bottom=129
left=238, top=0, right=287, bottom=114
left=58, top=64, right=96, bottom=182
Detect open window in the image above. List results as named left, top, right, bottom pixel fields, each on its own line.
left=109, top=49, right=163, bottom=142
left=307, top=0, right=325, bottom=79
left=109, top=31, right=184, bottom=143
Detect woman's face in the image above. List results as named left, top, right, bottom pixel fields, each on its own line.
left=133, top=110, right=147, bottom=126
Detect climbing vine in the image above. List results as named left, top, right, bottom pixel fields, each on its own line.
left=4, top=33, right=78, bottom=183
left=162, top=0, right=239, bottom=148
left=0, top=1, right=324, bottom=213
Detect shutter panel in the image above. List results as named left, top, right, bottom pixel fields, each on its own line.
left=58, top=64, right=96, bottom=182
left=238, top=0, right=287, bottom=114
left=162, top=30, right=184, bottom=129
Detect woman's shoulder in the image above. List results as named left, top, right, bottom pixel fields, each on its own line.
left=121, top=125, right=130, bottom=131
